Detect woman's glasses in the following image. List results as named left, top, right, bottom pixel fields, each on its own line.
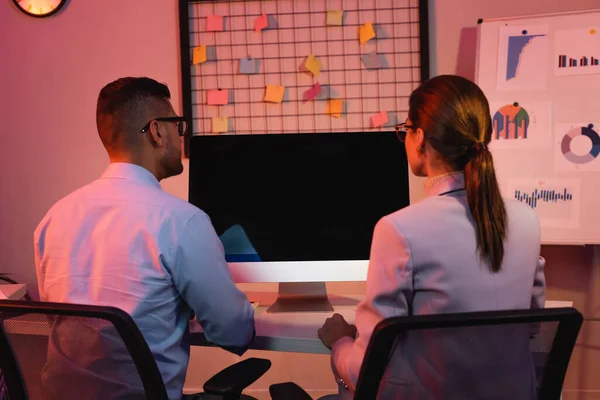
left=394, top=122, right=413, bottom=142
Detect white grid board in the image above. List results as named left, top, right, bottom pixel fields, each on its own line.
left=187, top=0, right=423, bottom=135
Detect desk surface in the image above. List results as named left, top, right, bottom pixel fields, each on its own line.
left=188, top=292, right=361, bottom=354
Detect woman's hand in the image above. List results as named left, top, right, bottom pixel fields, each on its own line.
left=318, top=313, right=357, bottom=349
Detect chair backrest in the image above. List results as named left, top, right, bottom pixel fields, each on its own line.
left=0, top=300, right=169, bottom=400
left=354, top=307, right=583, bottom=400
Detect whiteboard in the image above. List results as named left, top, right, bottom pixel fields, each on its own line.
left=179, top=0, right=426, bottom=142
left=475, top=10, right=600, bottom=245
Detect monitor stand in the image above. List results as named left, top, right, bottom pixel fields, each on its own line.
left=266, top=282, right=334, bottom=313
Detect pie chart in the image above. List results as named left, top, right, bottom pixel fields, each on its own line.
left=560, top=124, right=600, bottom=164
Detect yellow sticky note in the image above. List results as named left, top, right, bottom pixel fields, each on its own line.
left=327, top=10, right=344, bottom=26
left=192, top=45, right=207, bottom=65
left=302, top=54, right=322, bottom=77
left=212, top=116, right=228, bottom=133
left=359, top=22, right=376, bottom=44
left=326, top=99, right=343, bottom=118
left=264, top=84, right=285, bottom=103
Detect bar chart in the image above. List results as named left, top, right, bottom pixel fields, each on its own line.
left=555, top=28, right=600, bottom=76
left=508, top=178, right=580, bottom=228
left=513, top=188, right=573, bottom=209
left=557, top=54, right=599, bottom=68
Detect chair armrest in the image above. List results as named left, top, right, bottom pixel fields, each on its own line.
left=269, top=382, right=313, bottom=400
left=203, top=357, right=271, bottom=397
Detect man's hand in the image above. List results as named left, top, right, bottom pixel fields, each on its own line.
left=318, top=313, right=357, bottom=350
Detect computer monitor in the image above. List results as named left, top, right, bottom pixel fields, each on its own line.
left=188, top=132, right=410, bottom=312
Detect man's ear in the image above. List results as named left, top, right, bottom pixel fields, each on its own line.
left=147, top=120, right=165, bottom=148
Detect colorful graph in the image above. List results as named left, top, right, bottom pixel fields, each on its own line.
left=506, top=34, right=546, bottom=80
left=558, top=55, right=599, bottom=68
left=555, top=28, right=600, bottom=76
left=508, top=178, right=580, bottom=229
left=497, top=26, right=549, bottom=91
left=561, top=124, right=600, bottom=164
left=492, top=103, right=529, bottom=140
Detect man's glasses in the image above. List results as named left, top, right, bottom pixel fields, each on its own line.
left=140, top=117, right=188, bottom=137
left=394, top=122, right=413, bottom=142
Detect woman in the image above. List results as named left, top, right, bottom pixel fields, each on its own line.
left=318, top=75, right=546, bottom=399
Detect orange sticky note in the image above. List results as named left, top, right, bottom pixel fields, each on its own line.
left=371, top=111, right=388, bottom=127
left=326, top=10, right=344, bottom=26
left=326, top=99, right=343, bottom=118
left=301, top=54, right=321, bottom=77
left=192, top=45, right=207, bottom=64
left=207, top=89, right=229, bottom=105
left=264, top=84, right=285, bottom=103
left=206, top=15, right=224, bottom=31
left=359, top=22, right=376, bottom=44
left=255, top=13, right=268, bottom=32
left=212, top=116, right=228, bottom=133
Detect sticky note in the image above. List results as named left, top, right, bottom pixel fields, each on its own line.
left=301, top=54, right=322, bottom=77
left=326, top=10, right=344, bottom=26
left=264, top=85, right=285, bottom=103
left=206, top=15, right=224, bottom=32
left=212, top=116, right=228, bottom=133
left=255, top=13, right=268, bottom=31
left=359, top=22, right=376, bottom=44
left=371, top=111, right=388, bottom=127
left=361, top=51, right=383, bottom=69
left=303, top=82, right=322, bottom=102
left=326, top=99, right=343, bottom=118
left=192, top=45, right=207, bottom=64
left=240, top=58, right=258, bottom=74
left=207, top=89, right=229, bottom=105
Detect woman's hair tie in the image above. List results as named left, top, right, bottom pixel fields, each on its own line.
left=474, top=141, right=488, bottom=154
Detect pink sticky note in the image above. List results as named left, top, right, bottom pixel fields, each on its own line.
left=371, top=111, right=389, bottom=127
left=207, top=89, right=229, bottom=105
left=303, top=82, right=322, bottom=101
left=255, top=14, right=268, bottom=32
left=206, top=15, right=224, bottom=32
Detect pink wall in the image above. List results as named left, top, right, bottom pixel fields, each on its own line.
left=1, top=0, right=598, bottom=398
left=0, top=0, right=183, bottom=293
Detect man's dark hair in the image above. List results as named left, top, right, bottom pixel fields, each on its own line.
left=96, top=77, right=171, bottom=151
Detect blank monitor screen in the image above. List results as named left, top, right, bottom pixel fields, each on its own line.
left=188, top=132, right=410, bottom=262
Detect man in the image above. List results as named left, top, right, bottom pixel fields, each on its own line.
left=34, top=77, right=255, bottom=399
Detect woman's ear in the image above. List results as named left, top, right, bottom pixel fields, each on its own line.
left=415, top=127, right=426, bottom=153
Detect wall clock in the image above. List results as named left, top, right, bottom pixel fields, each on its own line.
left=12, top=0, right=66, bottom=18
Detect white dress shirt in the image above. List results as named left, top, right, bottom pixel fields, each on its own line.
left=34, top=163, right=255, bottom=399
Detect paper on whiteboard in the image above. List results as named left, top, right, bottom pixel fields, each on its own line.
left=555, top=28, right=600, bottom=76
left=506, top=177, right=581, bottom=229
left=489, top=101, right=552, bottom=150
left=496, top=25, right=549, bottom=91
left=554, top=122, right=600, bottom=172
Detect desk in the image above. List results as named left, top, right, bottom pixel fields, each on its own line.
left=189, top=296, right=571, bottom=355
left=188, top=292, right=361, bottom=354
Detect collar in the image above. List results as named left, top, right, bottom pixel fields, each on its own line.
left=100, top=163, right=161, bottom=189
left=424, top=171, right=465, bottom=197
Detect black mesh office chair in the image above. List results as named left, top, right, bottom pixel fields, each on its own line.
left=0, top=300, right=270, bottom=400
left=270, top=307, right=583, bottom=400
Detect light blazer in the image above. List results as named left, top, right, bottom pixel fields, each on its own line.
left=330, top=173, right=546, bottom=399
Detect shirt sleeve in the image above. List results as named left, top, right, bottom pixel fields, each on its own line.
left=531, top=256, right=546, bottom=309
left=330, top=216, right=413, bottom=391
left=172, top=211, right=255, bottom=349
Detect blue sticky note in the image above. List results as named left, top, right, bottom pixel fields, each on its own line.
left=361, top=51, right=383, bottom=69
left=240, top=58, right=258, bottom=74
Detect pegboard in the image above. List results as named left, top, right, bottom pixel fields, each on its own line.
left=178, top=0, right=429, bottom=155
